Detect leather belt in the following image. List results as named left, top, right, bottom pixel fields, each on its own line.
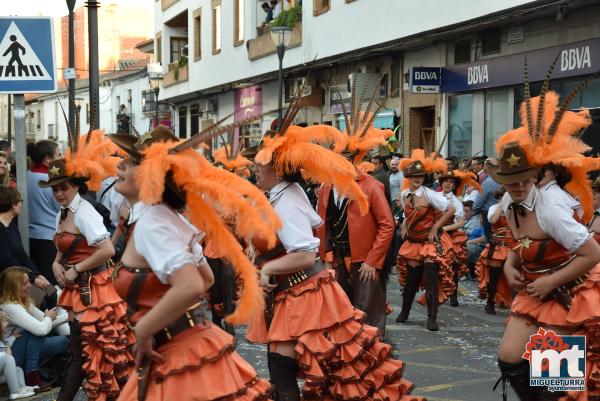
left=521, top=255, right=576, bottom=275
left=63, top=263, right=108, bottom=275
left=274, top=259, right=326, bottom=295
left=154, top=302, right=210, bottom=348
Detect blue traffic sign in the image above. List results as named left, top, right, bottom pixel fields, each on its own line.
left=0, top=17, right=56, bottom=94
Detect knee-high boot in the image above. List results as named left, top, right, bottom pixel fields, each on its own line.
left=495, top=359, right=565, bottom=401
left=450, top=264, right=459, bottom=307
left=486, top=266, right=502, bottom=315
left=268, top=352, right=300, bottom=401
left=396, top=265, right=423, bottom=323
left=423, top=262, right=440, bottom=331
left=56, top=321, right=86, bottom=401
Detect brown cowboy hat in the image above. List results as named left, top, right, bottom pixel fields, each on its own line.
left=38, top=159, right=89, bottom=188
left=437, top=170, right=461, bottom=185
left=403, top=160, right=427, bottom=178
left=489, top=141, right=539, bottom=185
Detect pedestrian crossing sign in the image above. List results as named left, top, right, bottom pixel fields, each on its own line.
left=0, top=17, right=56, bottom=94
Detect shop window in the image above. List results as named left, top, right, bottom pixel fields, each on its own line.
left=448, top=94, right=473, bottom=159
left=170, top=37, right=187, bottom=63
left=454, top=39, right=471, bottom=64
left=178, top=106, right=187, bottom=139
left=234, top=0, right=244, bottom=46
left=155, top=32, right=162, bottom=65
left=193, top=8, right=202, bottom=61
left=313, top=0, right=330, bottom=16
left=484, top=90, right=510, bottom=157
left=390, top=60, right=400, bottom=96
left=481, top=28, right=501, bottom=56
left=212, top=0, right=222, bottom=54
left=190, top=104, right=199, bottom=135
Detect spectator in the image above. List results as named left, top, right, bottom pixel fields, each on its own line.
left=470, top=156, right=488, bottom=183
left=0, top=310, right=36, bottom=400
left=27, top=141, right=60, bottom=286
left=0, top=152, right=15, bottom=188
left=444, top=156, right=458, bottom=171
left=473, top=158, right=501, bottom=241
left=271, top=0, right=282, bottom=18
left=463, top=200, right=485, bottom=279
left=389, top=157, right=403, bottom=209
left=0, top=267, right=69, bottom=391
left=370, top=155, right=391, bottom=203
left=0, top=140, right=10, bottom=158
left=261, top=2, right=273, bottom=23
left=463, top=184, right=479, bottom=203
left=0, top=187, right=52, bottom=293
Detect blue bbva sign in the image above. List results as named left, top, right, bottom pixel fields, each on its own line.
left=442, top=37, right=600, bottom=93
left=410, top=67, right=441, bottom=93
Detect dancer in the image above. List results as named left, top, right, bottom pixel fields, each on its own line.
left=589, top=177, right=600, bottom=243
left=494, top=62, right=600, bottom=400
left=395, top=149, right=455, bottom=331
left=109, top=126, right=278, bottom=401
left=41, top=143, right=134, bottom=401
left=247, top=88, right=423, bottom=400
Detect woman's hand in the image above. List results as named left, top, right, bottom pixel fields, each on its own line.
left=44, top=308, right=57, bottom=320
left=34, top=275, right=50, bottom=289
left=526, top=275, right=557, bottom=300
left=400, top=225, right=407, bottom=240
left=259, top=269, right=277, bottom=292
left=358, top=263, right=378, bottom=282
left=52, top=262, right=66, bottom=287
left=64, top=267, right=79, bottom=284
left=133, top=329, right=165, bottom=369
left=504, top=266, right=527, bottom=291
left=428, top=228, right=438, bottom=242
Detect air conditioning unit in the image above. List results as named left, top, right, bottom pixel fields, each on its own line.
left=199, top=99, right=215, bottom=113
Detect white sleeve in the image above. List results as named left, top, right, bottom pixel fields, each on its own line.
left=425, top=188, right=450, bottom=212
left=276, top=202, right=320, bottom=253
left=488, top=204, right=499, bottom=220
left=539, top=202, right=590, bottom=252
left=74, top=203, right=110, bottom=246
left=453, top=197, right=464, bottom=219
left=134, top=216, right=204, bottom=284
left=399, top=189, right=408, bottom=209
left=2, top=304, right=52, bottom=337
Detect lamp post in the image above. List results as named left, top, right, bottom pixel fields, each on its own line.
left=270, top=26, right=293, bottom=131
left=148, top=64, right=163, bottom=129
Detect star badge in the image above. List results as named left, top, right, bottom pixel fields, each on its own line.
left=49, top=166, right=61, bottom=176
left=520, top=237, right=532, bottom=249
left=415, top=163, right=422, bottom=171
left=507, top=153, right=521, bottom=168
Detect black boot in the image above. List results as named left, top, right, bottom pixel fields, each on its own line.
left=268, top=352, right=300, bottom=401
left=56, top=321, right=86, bottom=401
left=450, top=264, right=459, bottom=307
left=495, top=359, right=565, bottom=401
left=423, top=262, right=439, bottom=331
left=396, top=265, right=423, bottom=323
left=486, top=266, right=502, bottom=315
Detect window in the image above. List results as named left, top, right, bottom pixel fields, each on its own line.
left=454, top=39, right=471, bottom=64
left=86, top=103, right=90, bottom=124
left=170, top=37, right=187, bottom=63
left=178, top=106, right=187, bottom=139
left=390, top=60, right=400, bottom=97
left=234, top=0, right=244, bottom=46
left=156, top=32, right=162, bottom=65
left=484, top=90, right=510, bottom=156
left=448, top=94, right=473, bottom=159
left=36, top=110, right=41, bottom=129
left=212, top=0, right=222, bottom=54
left=481, top=28, right=501, bottom=56
left=190, top=104, right=199, bottom=135
left=193, top=8, right=202, bottom=61
left=313, top=0, right=330, bottom=16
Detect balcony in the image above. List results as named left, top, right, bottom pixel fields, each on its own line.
left=163, top=60, right=188, bottom=87
left=247, top=21, right=302, bottom=61
left=161, top=0, right=180, bottom=11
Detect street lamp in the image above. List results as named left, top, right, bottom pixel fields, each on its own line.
left=148, top=63, right=163, bottom=128
left=270, top=26, right=293, bottom=131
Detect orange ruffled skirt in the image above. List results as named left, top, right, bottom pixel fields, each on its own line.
left=117, top=324, right=271, bottom=401
left=475, top=244, right=513, bottom=308
left=396, top=233, right=455, bottom=305
left=58, top=269, right=135, bottom=401
left=511, top=265, right=600, bottom=401
left=247, top=270, right=423, bottom=401
left=449, top=230, right=469, bottom=278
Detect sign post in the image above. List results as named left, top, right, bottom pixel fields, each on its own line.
left=0, top=17, right=57, bottom=251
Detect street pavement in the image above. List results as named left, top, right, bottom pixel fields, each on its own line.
left=15, top=273, right=515, bottom=401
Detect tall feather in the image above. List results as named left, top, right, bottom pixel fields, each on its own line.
left=357, top=88, right=400, bottom=139
left=546, top=75, right=595, bottom=142
left=57, top=98, right=74, bottom=151
left=349, top=73, right=358, bottom=135
left=360, top=72, right=385, bottom=127
left=523, top=57, right=534, bottom=139
left=351, top=74, right=368, bottom=136
left=534, top=53, right=559, bottom=141
left=337, top=88, right=352, bottom=135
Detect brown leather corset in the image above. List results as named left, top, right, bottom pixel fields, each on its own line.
left=491, top=216, right=511, bottom=245
left=404, top=205, right=437, bottom=242
left=515, top=236, right=573, bottom=281
left=54, top=232, right=96, bottom=264
left=113, top=265, right=168, bottom=324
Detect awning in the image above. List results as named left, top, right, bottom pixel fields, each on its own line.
left=338, top=110, right=395, bottom=130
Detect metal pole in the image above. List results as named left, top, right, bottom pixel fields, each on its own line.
left=67, top=0, right=76, bottom=136
left=13, top=95, right=29, bottom=253
left=277, top=44, right=285, bottom=131
left=154, top=87, right=160, bottom=128
left=86, top=0, right=100, bottom=129
left=7, top=94, right=11, bottom=148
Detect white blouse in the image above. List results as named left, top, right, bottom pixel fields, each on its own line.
left=133, top=202, right=206, bottom=284
left=400, top=186, right=450, bottom=213
left=444, top=192, right=465, bottom=221
left=56, top=193, right=110, bottom=246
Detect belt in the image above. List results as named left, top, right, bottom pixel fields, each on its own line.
left=274, top=259, right=326, bottom=294
left=154, top=302, right=210, bottom=348
left=521, top=255, right=577, bottom=275
left=63, top=263, right=108, bottom=275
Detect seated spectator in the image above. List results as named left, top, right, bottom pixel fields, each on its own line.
left=0, top=310, right=36, bottom=399
left=271, top=0, right=282, bottom=18
left=261, top=2, right=273, bottom=23
left=0, top=267, right=69, bottom=392
left=463, top=201, right=486, bottom=279
left=0, top=152, right=15, bottom=188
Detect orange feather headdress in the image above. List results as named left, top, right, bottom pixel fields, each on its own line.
left=495, top=57, right=599, bottom=221
left=437, top=169, right=482, bottom=197
left=112, top=124, right=281, bottom=325
left=212, top=144, right=252, bottom=176
left=399, top=149, right=448, bottom=190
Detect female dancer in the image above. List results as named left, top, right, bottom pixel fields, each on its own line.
left=395, top=150, right=455, bottom=331
left=109, top=126, right=278, bottom=401
left=248, top=116, right=423, bottom=401
left=493, top=75, right=600, bottom=400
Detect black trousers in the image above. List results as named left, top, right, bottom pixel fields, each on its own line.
left=332, top=250, right=387, bottom=335
left=30, top=238, right=58, bottom=286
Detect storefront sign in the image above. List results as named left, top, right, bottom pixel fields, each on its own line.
left=234, top=85, right=262, bottom=121
left=442, top=37, right=600, bottom=93
left=410, top=67, right=441, bottom=93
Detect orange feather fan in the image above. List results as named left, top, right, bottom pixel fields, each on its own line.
left=135, top=142, right=281, bottom=324
left=212, top=145, right=252, bottom=174
left=256, top=125, right=369, bottom=215
left=454, top=170, right=482, bottom=197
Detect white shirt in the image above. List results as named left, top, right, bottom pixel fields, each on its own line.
left=501, top=186, right=590, bottom=252
left=488, top=203, right=501, bottom=221
left=1, top=302, right=68, bottom=338
left=97, top=177, right=128, bottom=228
left=56, top=193, right=110, bottom=246
left=272, top=2, right=282, bottom=18
left=389, top=171, right=404, bottom=203
left=133, top=203, right=206, bottom=284
left=400, top=186, right=450, bottom=213
left=444, top=192, right=465, bottom=222
left=269, top=181, right=321, bottom=253
left=539, top=180, right=582, bottom=215
left=463, top=188, right=479, bottom=203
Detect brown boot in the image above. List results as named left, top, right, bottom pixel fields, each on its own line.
left=56, top=321, right=86, bottom=401
left=423, top=262, right=439, bottom=331
left=396, top=265, right=423, bottom=323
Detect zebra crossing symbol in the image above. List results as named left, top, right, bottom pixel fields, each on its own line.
left=0, top=17, right=56, bottom=93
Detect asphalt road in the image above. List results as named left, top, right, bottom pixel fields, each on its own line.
left=12, top=273, right=516, bottom=401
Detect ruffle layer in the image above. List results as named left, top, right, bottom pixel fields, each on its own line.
left=475, top=245, right=513, bottom=307
left=246, top=271, right=423, bottom=401
left=511, top=265, right=600, bottom=401
left=117, top=324, right=272, bottom=401
left=396, top=234, right=455, bottom=305
left=58, top=269, right=135, bottom=401
left=449, top=230, right=469, bottom=277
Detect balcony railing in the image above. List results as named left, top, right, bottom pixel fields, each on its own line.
left=247, top=21, right=302, bottom=61
left=163, top=62, right=188, bottom=87
left=161, top=0, right=180, bottom=11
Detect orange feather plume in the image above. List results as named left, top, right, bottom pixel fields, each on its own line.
left=357, top=161, right=376, bottom=174
left=212, top=145, right=252, bottom=174
left=399, top=149, right=448, bottom=174
left=454, top=170, right=482, bottom=197
left=334, top=112, right=394, bottom=165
